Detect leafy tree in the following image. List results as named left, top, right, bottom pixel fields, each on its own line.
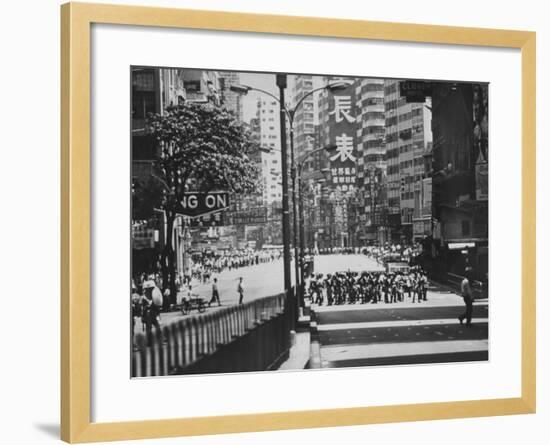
left=145, top=102, right=259, bottom=305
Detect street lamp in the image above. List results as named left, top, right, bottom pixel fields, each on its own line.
left=231, top=78, right=350, bottom=300
left=229, top=80, right=351, bottom=98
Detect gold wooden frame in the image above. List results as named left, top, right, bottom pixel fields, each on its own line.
left=61, top=2, right=536, bottom=442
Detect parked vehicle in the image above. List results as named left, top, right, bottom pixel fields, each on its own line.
left=385, top=261, right=411, bottom=274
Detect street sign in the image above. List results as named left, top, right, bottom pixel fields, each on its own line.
left=176, top=192, right=230, bottom=217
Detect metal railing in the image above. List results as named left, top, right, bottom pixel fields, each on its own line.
left=132, top=291, right=294, bottom=377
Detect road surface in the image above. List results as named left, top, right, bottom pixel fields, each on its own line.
left=151, top=254, right=382, bottom=326
left=308, top=256, right=489, bottom=368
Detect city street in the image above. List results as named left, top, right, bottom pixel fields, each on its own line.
left=310, top=270, right=489, bottom=368
left=138, top=252, right=489, bottom=370
left=130, top=68, right=492, bottom=376
left=153, top=257, right=289, bottom=328
left=155, top=254, right=384, bottom=326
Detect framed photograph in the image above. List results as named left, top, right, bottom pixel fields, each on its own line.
left=61, top=2, right=536, bottom=442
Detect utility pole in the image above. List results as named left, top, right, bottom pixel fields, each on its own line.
left=290, top=125, right=301, bottom=299
left=276, top=74, right=292, bottom=294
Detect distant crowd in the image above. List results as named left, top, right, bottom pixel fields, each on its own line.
left=306, top=267, right=429, bottom=306
left=189, top=248, right=282, bottom=283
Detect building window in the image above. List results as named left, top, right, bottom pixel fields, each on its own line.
left=365, top=83, right=384, bottom=92
left=399, top=129, right=412, bottom=140
left=365, top=97, right=384, bottom=106
left=365, top=111, right=385, bottom=121
left=384, top=83, right=398, bottom=95
left=385, top=99, right=397, bottom=111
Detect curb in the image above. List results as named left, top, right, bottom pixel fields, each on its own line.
left=308, top=309, right=322, bottom=369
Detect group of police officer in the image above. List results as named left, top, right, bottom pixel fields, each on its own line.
left=306, top=268, right=429, bottom=306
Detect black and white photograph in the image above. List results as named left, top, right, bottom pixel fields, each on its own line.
left=130, top=67, right=489, bottom=377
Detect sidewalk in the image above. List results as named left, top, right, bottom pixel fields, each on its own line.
left=277, top=331, right=311, bottom=371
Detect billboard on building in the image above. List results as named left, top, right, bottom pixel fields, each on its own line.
left=328, top=84, right=357, bottom=192
left=228, top=207, right=268, bottom=225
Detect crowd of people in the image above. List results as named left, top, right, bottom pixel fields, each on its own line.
left=311, top=243, right=423, bottom=261
left=189, top=248, right=282, bottom=283
left=131, top=275, right=164, bottom=346
left=306, top=267, right=429, bottom=306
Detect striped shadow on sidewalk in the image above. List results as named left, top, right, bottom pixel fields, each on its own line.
left=321, top=340, right=488, bottom=368
left=310, top=303, right=489, bottom=369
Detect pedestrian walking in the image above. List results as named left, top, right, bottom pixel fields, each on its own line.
left=237, top=277, right=244, bottom=305
left=182, top=284, right=194, bottom=314
left=420, top=272, right=428, bottom=301
left=209, top=277, right=221, bottom=307
left=459, top=268, right=474, bottom=326
left=131, top=285, right=142, bottom=341
left=142, top=279, right=163, bottom=346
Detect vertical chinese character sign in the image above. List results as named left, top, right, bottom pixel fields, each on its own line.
left=328, top=85, right=357, bottom=192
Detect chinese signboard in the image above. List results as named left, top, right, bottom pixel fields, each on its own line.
left=328, top=83, right=357, bottom=192
left=176, top=192, right=230, bottom=217
left=228, top=207, right=268, bottom=225
left=187, top=211, right=225, bottom=228
left=399, top=80, right=432, bottom=103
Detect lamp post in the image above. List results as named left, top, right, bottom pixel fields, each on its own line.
left=366, top=164, right=383, bottom=244
left=275, top=74, right=292, bottom=294
left=230, top=79, right=351, bottom=300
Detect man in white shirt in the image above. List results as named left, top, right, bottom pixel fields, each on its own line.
left=209, top=277, right=221, bottom=307
left=459, top=268, right=474, bottom=326
left=143, top=280, right=163, bottom=345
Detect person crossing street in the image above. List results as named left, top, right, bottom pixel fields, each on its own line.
left=459, top=268, right=474, bottom=326
left=209, top=277, right=221, bottom=307
left=237, top=277, right=244, bottom=305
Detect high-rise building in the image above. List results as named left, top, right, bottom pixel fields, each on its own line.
left=355, top=78, right=387, bottom=245
left=255, top=97, right=282, bottom=205
left=317, top=77, right=358, bottom=248
left=131, top=67, right=188, bottom=276
left=289, top=75, right=324, bottom=164
left=131, top=67, right=229, bottom=277
left=181, top=69, right=222, bottom=106
left=218, top=71, right=243, bottom=121
left=289, top=75, right=327, bottom=250
left=430, top=82, right=488, bottom=280
left=384, top=79, right=433, bottom=243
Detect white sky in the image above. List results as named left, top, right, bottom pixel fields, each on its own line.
left=239, top=72, right=278, bottom=123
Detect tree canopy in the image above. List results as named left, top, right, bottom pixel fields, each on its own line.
left=136, top=101, right=262, bottom=301
left=146, top=102, right=260, bottom=208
